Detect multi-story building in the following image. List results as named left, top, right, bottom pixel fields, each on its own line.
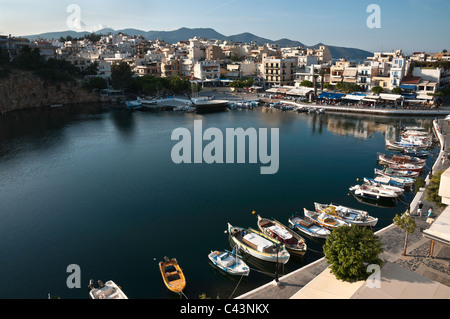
left=193, top=60, right=221, bottom=86
left=263, top=57, right=296, bottom=88
left=161, top=58, right=182, bottom=77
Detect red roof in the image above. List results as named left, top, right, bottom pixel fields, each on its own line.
left=401, top=76, right=421, bottom=84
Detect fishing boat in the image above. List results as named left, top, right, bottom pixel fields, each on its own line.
left=303, top=209, right=348, bottom=230
left=227, top=223, right=290, bottom=264
left=159, top=257, right=186, bottom=295
left=314, top=202, right=378, bottom=227
left=125, top=100, right=142, bottom=110
left=370, top=173, right=415, bottom=187
left=375, top=168, right=420, bottom=179
left=256, top=215, right=307, bottom=256
left=377, top=153, right=426, bottom=166
left=385, top=139, right=430, bottom=150
left=88, top=279, right=128, bottom=299
left=349, top=184, right=398, bottom=200
left=208, top=249, right=250, bottom=276
left=388, top=162, right=424, bottom=172
left=403, top=126, right=426, bottom=131
left=402, top=148, right=429, bottom=158
left=363, top=178, right=405, bottom=195
left=288, top=214, right=330, bottom=239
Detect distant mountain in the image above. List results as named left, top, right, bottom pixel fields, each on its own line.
left=23, top=27, right=373, bottom=60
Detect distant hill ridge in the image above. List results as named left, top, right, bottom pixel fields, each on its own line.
left=23, top=27, right=373, bottom=60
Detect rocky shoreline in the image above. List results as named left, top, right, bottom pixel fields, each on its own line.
left=0, top=70, right=103, bottom=113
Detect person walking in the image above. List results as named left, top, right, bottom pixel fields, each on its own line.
left=428, top=207, right=433, bottom=218
left=417, top=201, right=424, bottom=217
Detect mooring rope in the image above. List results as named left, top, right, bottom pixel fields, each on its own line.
left=228, top=274, right=245, bottom=299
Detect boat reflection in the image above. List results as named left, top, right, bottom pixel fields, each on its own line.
left=351, top=192, right=397, bottom=208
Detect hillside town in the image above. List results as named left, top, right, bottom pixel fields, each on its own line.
left=1, top=32, right=449, bottom=107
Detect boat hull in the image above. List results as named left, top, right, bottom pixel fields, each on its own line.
left=227, top=223, right=290, bottom=264
left=288, top=215, right=330, bottom=239
left=159, top=258, right=186, bottom=294
left=208, top=250, right=250, bottom=276
left=256, top=216, right=307, bottom=256
left=314, top=202, right=378, bottom=227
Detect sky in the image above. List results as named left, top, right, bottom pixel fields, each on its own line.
left=0, top=0, right=449, bottom=53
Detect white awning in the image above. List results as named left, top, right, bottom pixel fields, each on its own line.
left=423, top=206, right=450, bottom=245
left=344, top=94, right=365, bottom=101
left=287, top=87, right=314, bottom=96
left=380, top=93, right=403, bottom=101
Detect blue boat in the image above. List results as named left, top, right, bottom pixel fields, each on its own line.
left=402, top=148, right=429, bottom=158
left=208, top=249, right=250, bottom=276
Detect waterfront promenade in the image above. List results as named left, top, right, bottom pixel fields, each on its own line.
left=236, top=117, right=450, bottom=299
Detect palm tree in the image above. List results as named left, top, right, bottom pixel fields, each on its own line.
left=313, top=74, right=318, bottom=100
left=320, top=69, right=325, bottom=91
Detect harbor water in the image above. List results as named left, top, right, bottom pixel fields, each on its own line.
left=0, top=104, right=441, bottom=299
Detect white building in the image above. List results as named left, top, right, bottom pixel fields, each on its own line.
left=193, top=60, right=221, bottom=87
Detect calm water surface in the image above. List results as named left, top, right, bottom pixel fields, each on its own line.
left=0, top=105, right=440, bottom=299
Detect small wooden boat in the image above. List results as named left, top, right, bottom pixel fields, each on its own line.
left=377, top=153, right=426, bottom=165
left=385, top=139, right=429, bottom=150
left=314, top=202, right=378, bottom=227
left=363, top=178, right=405, bottom=195
left=364, top=176, right=410, bottom=188
left=208, top=249, right=250, bottom=276
left=125, top=100, right=142, bottom=110
left=388, top=162, right=424, bottom=172
left=227, top=223, right=290, bottom=264
left=288, top=214, right=330, bottom=239
left=88, top=279, right=128, bottom=299
left=159, top=257, right=186, bottom=294
left=402, top=148, right=429, bottom=158
left=256, top=215, right=307, bottom=256
left=349, top=184, right=398, bottom=200
left=303, top=208, right=348, bottom=230
left=375, top=168, right=420, bottom=179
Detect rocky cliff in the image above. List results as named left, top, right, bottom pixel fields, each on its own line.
left=0, top=70, right=101, bottom=113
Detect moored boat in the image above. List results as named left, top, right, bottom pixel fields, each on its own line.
left=375, top=167, right=420, bottom=179
left=303, top=208, right=348, bottom=230
left=288, top=214, right=330, bottom=239
left=388, top=162, right=424, bottom=172
left=256, top=215, right=307, bottom=256
left=377, top=153, right=426, bottom=166
left=363, top=178, right=405, bottom=195
left=159, top=257, right=186, bottom=295
left=88, top=279, right=128, bottom=299
left=402, top=148, right=429, bottom=158
left=227, top=223, right=290, bottom=264
left=314, top=202, right=378, bottom=227
left=208, top=249, right=250, bottom=276
left=349, top=184, right=398, bottom=200
left=364, top=176, right=411, bottom=188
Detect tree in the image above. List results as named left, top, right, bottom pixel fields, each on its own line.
left=336, top=82, right=362, bottom=93
left=391, top=87, right=402, bottom=95
left=299, top=80, right=313, bottom=87
left=393, top=213, right=416, bottom=256
left=371, top=86, right=384, bottom=94
left=323, top=225, right=383, bottom=282
left=110, top=61, right=134, bottom=90
left=426, top=170, right=446, bottom=209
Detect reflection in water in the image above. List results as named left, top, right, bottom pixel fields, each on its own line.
left=305, top=112, right=435, bottom=141
left=111, top=110, right=136, bottom=136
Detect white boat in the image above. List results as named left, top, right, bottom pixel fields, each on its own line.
left=303, top=209, right=348, bottom=229
left=372, top=172, right=415, bottom=186
left=403, top=126, right=426, bottom=131
left=375, top=167, right=420, bottom=179
left=314, top=202, right=378, bottom=227
left=227, top=223, right=290, bottom=264
left=208, top=249, right=250, bottom=276
left=349, top=184, right=398, bottom=200
left=377, top=153, right=426, bottom=166
left=288, top=214, right=330, bottom=239
left=388, top=162, right=424, bottom=172
left=363, top=178, right=405, bottom=195
left=125, top=100, right=142, bottom=110
left=88, top=279, right=128, bottom=299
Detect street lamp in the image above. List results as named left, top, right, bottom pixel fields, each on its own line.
left=274, top=243, right=279, bottom=283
